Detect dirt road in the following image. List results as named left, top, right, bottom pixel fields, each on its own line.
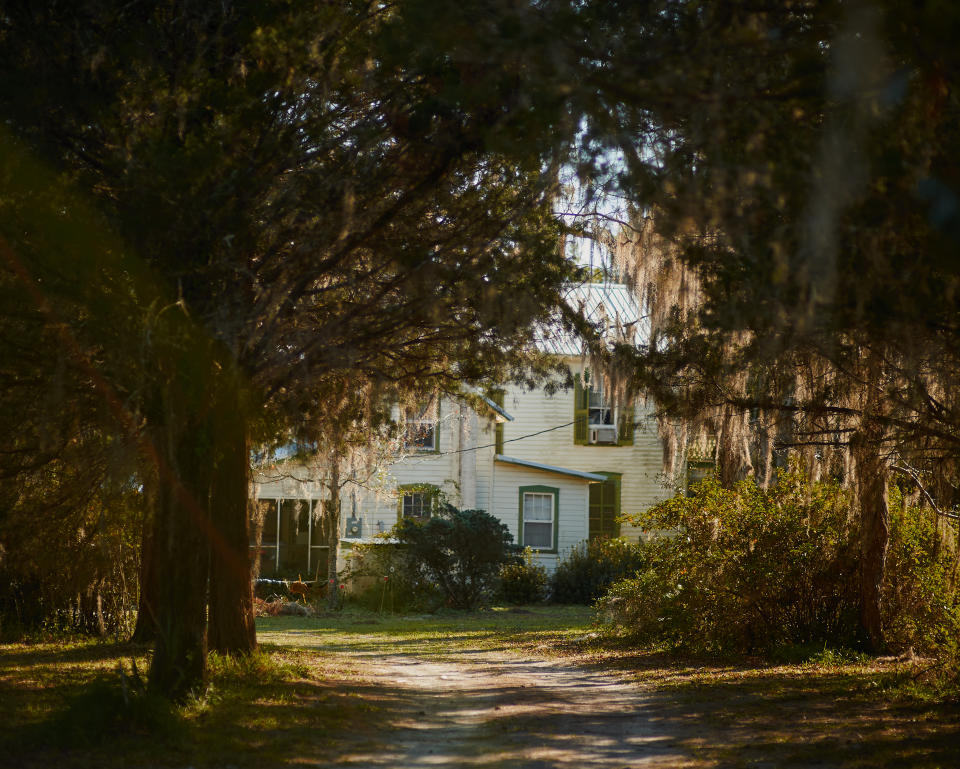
left=335, top=650, right=706, bottom=768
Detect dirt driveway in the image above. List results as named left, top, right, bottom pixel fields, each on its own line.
left=257, top=616, right=959, bottom=769
left=328, top=649, right=727, bottom=768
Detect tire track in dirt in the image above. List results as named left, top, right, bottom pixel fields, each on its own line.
left=335, top=651, right=700, bottom=768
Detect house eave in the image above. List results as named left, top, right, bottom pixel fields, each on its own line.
left=494, top=454, right=606, bottom=482
left=479, top=394, right=514, bottom=422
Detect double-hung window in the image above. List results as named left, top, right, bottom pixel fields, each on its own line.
left=574, top=373, right=635, bottom=446
left=402, top=491, right=433, bottom=520
left=520, top=487, right=557, bottom=550
left=404, top=401, right=439, bottom=452
left=398, top=484, right=438, bottom=521
left=588, top=379, right=613, bottom=426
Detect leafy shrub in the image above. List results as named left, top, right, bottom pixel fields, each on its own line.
left=344, top=541, right=444, bottom=613
left=499, top=549, right=548, bottom=604
left=388, top=504, right=518, bottom=610
left=884, top=487, right=960, bottom=661
left=550, top=537, right=647, bottom=605
left=599, top=472, right=862, bottom=653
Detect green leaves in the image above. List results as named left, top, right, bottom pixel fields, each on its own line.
left=392, top=505, right=518, bottom=611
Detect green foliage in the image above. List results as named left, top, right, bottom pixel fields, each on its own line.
left=207, top=650, right=308, bottom=688
left=0, top=473, right=145, bottom=641
left=600, top=473, right=862, bottom=653
left=344, top=542, right=445, bottom=614
left=498, top=549, right=548, bottom=604
left=389, top=505, right=518, bottom=611
left=550, top=537, right=647, bottom=605
left=883, top=488, right=960, bottom=666
left=602, top=473, right=960, bottom=663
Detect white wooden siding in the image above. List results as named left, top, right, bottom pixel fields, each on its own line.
left=253, top=368, right=671, bottom=574
left=490, top=463, right=590, bottom=571
left=500, top=360, right=670, bottom=541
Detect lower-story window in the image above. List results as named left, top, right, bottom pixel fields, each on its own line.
left=398, top=484, right=439, bottom=521
left=402, top=492, right=432, bottom=520
left=519, top=485, right=559, bottom=551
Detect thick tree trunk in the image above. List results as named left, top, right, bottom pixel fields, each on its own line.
left=207, top=375, right=256, bottom=656
left=146, top=378, right=213, bottom=701
left=852, top=428, right=890, bottom=652
left=326, top=461, right=341, bottom=612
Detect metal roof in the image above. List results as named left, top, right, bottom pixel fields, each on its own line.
left=494, top=454, right=607, bottom=482
left=536, top=281, right=645, bottom=356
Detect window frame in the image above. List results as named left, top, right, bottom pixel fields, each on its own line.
left=397, top=483, right=440, bottom=521
left=403, top=400, right=441, bottom=453
left=518, top=485, right=560, bottom=553
left=574, top=373, right=634, bottom=446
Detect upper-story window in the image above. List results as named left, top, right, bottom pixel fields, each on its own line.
left=574, top=373, right=635, bottom=446
left=404, top=400, right=439, bottom=452
left=588, top=379, right=614, bottom=426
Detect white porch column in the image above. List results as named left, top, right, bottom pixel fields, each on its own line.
left=459, top=406, right=478, bottom=509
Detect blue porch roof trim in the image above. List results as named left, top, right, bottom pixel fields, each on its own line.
left=494, top=454, right=606, bottom=482
left=480, top=394, right=514, bottom=422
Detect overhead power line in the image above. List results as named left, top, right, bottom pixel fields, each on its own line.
left=435, top=421, right=575, bottom=457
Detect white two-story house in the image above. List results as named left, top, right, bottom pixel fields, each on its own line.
left=252, top=282, right=670, bottom=577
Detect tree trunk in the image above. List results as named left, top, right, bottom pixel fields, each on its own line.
left=326, top=460, right=341, bottom=612
left=207, top=371, right=256, bottom=656
left=852, top=426, right=889, bottom=652
left=146, top=374, right=214, bottom=701
left=131, top=472, right=158, bottom=643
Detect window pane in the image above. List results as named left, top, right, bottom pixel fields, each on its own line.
left=588, top=384, right=605, bottom=409
left=523, top=493, right=552, bottom=521
left=522, top=492, right=553, bottom=549
left=524, top=521, right=552, bottom=549
left=403, top=492, right=431, bottom=519
left=405, top=402, right=438, bottom=451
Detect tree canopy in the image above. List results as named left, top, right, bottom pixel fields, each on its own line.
left=0, top=0, right=590, bottom=697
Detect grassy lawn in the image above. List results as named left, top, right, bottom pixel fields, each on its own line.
left=256, top=603, right=595, bottom=659
left=0, top=605, right=594, bottom=769
left=0, top=605, right=957, bottom=768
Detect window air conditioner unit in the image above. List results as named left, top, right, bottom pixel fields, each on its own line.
left=589, top=425, right=618, bottom=445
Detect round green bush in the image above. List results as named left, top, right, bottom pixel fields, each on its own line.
left=499, top=554, right=547, bottom=604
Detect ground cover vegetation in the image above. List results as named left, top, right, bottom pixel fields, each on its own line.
left=2, top=611, right=958, bottom=768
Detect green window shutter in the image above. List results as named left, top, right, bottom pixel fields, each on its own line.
left=617, top=404, right=635, bottom=446
left=433, top=400, right=441, bottom=452
left=588, top=472, right=621, bottom=539
left=573, top=378, right=589, bottom=445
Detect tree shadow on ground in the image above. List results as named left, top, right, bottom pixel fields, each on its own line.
left=3, top=640, right=958, bottom=769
